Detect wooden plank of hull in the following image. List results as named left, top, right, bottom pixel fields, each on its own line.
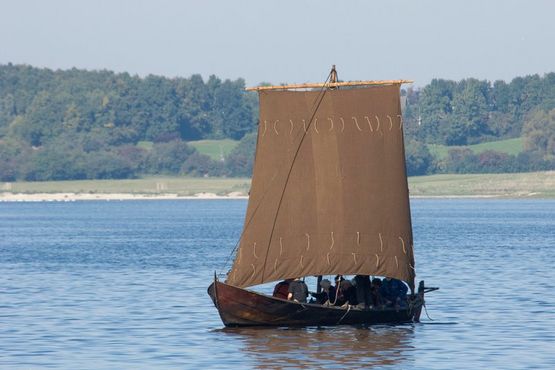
left=207, top=280, right=420, bottom=327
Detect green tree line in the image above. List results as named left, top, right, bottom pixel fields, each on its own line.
left=403, top=74, right=555, bottom=175
left=0, top=63, right=257, bottom=181
left=0, top=63, right=554, bottom=181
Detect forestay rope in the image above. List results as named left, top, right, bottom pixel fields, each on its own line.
left=220, top=68, right=337, bottom=278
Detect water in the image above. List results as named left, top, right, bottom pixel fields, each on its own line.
left=1, top=199, right=554, bottom=369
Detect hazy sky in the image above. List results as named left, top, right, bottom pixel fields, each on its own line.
left=1, top=0, right=554, bottom=87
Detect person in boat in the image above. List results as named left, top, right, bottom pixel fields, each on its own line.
left=334, top=275, right=358, bottom=307
left=287, top=277, right=309, bottom=303
left=273, top=278, right=292, bottom=299
left=353, top=275, right=372, bottom=309
left=380, top=277, right=408, bottom=309
left=333, top=275, right=345, bottom=305
left=370, top=278, right=384, bottom=307
left=310, top=278, right=336, bottom=305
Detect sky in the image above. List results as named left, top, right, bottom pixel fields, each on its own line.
left=1, top=0, right=554, bottom=87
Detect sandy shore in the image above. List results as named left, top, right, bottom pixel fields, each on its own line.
left=0, top=192, right=248, bottom=202
left=1, top=192, right=534, bottom=202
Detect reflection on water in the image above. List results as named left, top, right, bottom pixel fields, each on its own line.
left=218, top=325, right=414, bottom=369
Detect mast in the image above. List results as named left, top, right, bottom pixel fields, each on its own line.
left=314, top=65, right=338, bottom=293
left=330, top=65, right=338, bottom=84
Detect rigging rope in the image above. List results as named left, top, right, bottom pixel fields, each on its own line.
left=220, top=69, right=335, bottom=276
left=259, top=69, right=334, bottom=282
left=337, top=304, right=351, bottom=324
left=423, top=302, right=434, bottom=321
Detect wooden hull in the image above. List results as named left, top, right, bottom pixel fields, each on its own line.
left=208, top=279, right=424, bottom=327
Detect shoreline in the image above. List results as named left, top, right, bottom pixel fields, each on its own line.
left=1, top=171, right=553, bottom=201
left=0, top=192, right=248, bottom=202
left=0, top=192, right=548, bottom=202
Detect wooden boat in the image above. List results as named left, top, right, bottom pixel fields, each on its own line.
left=208, top=278, right=427, bottom=327
left=208, top=66, right=435, bottom=327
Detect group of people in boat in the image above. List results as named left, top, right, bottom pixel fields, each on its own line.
left=273, top=275, right=408, bottom=310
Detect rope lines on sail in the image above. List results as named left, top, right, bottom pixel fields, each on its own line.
left=219, top=171, right=277, bottom=274
left=258, top=68, right=335, bottom=283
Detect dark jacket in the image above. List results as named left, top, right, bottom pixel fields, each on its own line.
left=288, top=280, right=308, bottom=302
left=311, top=286, right=336, bottom=304
left=380, top=278, right=408, bottom=304
left=273, top=280, right=290, bottom=299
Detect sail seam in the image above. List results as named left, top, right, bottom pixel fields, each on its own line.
left=364, top=116, right=374, bottom=132
left=387, top=115, right=393, bottom=130
left=399, top=236, right=407, bottom=254
left=352, top=117, right=362, bottom=131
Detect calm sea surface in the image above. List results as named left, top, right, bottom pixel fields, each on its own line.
left=1, top=199, right=554, bottom=369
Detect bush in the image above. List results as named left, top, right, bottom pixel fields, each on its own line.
left=405, top=140, right=434, bottom=176
left=143, top=140, right=195, bottom=174
left=181, top=152, right=223, bottom=177
left=82, top=150, right=136, bottom=179
left=22, top=146, right=86, bottom=181
left=224, top=132, right=256, bottom=177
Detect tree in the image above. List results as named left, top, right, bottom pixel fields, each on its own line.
left=22, top=145, right=86, bottom=181
left=404, top=140, right=434, bottom=176
left=0, top=138, right=30, bottom=181
left=225, top=132, right=257, bottom=176
left=522, top=108, right=555, bottom=159
left=144, top=140, right=195, bottom=174
left=415, top=79, right=456, bottom=144
left=181, top=152, right=223, bottom=177
left=82, top=150, right=136, bottom=179
left=448, top=79, right=491, bottom=144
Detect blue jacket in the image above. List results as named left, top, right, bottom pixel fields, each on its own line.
left=380, top=278, right=408, bottom=301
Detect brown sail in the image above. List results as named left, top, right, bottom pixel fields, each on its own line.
left=226, top=83, right=415, bottom=290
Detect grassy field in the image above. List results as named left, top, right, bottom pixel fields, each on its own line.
left=188, top=139, right=239, bottom=160
left=408, top=171, right=555, bottom=198
left=137, top=141, right=154, bottom=150
left=136, top=139, right=239, bottom=161
left=1, top=177, right=251, bottom=196
left=2, top=172, right=554, bottom=198
left=428, top=137, right=524, bottom=159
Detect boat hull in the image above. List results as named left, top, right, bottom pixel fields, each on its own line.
left=208, top=279, right=423, bottom=327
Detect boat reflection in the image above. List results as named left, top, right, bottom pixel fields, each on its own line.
left=217, top=324, right=415, bottom=368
